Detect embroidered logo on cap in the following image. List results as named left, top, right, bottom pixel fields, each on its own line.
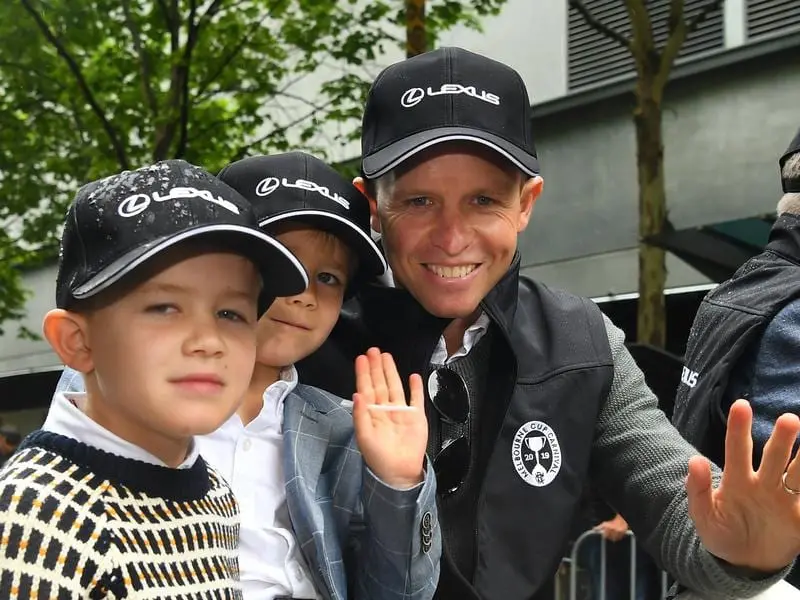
left=117, top=187, right=241, bottom=218
left=255, top=177, right=350, bottom=210
left=400, top=84, right=500, bottom=108
left=511, top=420, right=562, bottom=487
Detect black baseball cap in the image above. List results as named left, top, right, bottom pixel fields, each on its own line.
left=361, top=46, right=539, bottom=179
left=218, top=152, right=387, bottom=285
left=780, top=128, right=800, bottom=193
left=56, top=160, right=308, bottom=311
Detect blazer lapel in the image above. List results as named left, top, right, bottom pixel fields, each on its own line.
left=282, top=389, right=340, bottom=599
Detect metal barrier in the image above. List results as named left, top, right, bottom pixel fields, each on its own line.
left=555, top=529, right=670, bottom=600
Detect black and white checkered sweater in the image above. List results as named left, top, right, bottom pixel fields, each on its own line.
left=0, top=430, right=242, bottom=599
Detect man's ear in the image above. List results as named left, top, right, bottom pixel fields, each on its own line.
left=353, top=176, right=381, bottom=234
left=42, top=309, right=94, bottom=373
left=517, top=176, right=544, bottom=233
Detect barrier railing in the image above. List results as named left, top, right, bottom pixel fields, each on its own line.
left=555, top=529, right=670, bottom=600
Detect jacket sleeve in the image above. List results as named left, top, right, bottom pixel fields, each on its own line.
left=590, top=315, right=791, bottom=599
left=352, top=458, right=441, bottom=600
left=736, top=298, right=800, bottom=461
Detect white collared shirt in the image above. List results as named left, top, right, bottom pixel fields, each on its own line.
left=429, top=311, right=491, bottom=365
left=196, top=365, right=319, bottom=600
left=43, top=392, right=200, bottom=469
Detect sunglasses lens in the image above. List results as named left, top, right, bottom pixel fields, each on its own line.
left=427, top=368, right=469, bottom=423
left=434, top=437, right=469, bottom=495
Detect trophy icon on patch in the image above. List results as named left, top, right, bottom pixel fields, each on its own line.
left=524, top=434, right=548, bottom=482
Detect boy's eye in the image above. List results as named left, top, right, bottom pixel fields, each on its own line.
left=146, top=304, right=178, bottom=314
left=317, top=272, right=342, bottom=286
left=218, top=309, right=249, bottom=323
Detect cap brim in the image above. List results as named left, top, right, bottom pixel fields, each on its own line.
left=259, top=210, right=387, bottom=280
left=72, top=223, right=308, bottom=304
left=362, top=127, right=540, bottom=179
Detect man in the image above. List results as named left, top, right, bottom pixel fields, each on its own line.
left=673, top=128, right=800, bottom=587
left=297, top=47, right=800, bottom=599
left=0, top=423, right=20, bottom=467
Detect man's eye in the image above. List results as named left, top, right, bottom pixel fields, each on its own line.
left=474, top=195, right=495, bottom=206
left=407, top=197, right=431, bottom=207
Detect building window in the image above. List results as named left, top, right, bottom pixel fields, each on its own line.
left=568, top=0, right=724, bottom=91
left=746, top=0, right=800, bottom=40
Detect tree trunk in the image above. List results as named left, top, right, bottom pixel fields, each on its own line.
left=406, top=0, right=426, bottom=58
left=634, top=88, right=667, bottom=347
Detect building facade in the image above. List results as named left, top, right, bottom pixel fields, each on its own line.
left=1, top=0, right=798, bottom=414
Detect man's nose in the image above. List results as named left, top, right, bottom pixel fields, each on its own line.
left=429, top=208, right=472, bottom=255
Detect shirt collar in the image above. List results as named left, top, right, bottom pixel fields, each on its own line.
left=430, top=311, right=491, bottom=365
left=217, top=365, right=298, bottom=434
left=43, top=392, right=200, bottom=469
left=262, top=365, right=298, bottom=429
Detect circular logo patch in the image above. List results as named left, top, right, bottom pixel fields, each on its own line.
left=511, top=421, right=562, bottom=487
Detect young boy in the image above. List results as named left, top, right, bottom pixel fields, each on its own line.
left=55, top=152, right=441, bottom=600
left=0, top=160, right=308, bottom=599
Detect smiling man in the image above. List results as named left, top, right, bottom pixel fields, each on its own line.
left=297, top=47, right=800, bottom=599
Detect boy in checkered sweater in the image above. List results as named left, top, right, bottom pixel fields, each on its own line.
left=0, top=160, right=308, bottom=599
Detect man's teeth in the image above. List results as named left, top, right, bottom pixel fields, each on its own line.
left=426, top=264, right=477, bottom=278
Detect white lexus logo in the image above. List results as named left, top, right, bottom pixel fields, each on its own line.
left=117, top=186, right=240, bottom=218
left=255, top=176, right=350, bottom=210
left=400, top=87, right=426, bottom=107
left=400, top=84, right=501, bottom=108
left=255, top=177, right=280, bottom=197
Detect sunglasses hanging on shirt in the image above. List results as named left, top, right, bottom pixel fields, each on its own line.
left=427, top=367, right=471, bottom=496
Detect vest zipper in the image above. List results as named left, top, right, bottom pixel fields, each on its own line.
left=471, top=300, right=520, bottom=587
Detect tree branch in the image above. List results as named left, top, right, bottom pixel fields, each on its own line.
left=194, top=10, right=273, bottom=99
left=196, top=0, right=225, bottom=32
left=0, top=59, right=68, bottom=90
left=175, top=0, right=199, bottom=157
left=624, top=0, right=657, bottom=73
left=273, top=91, right=329, bottom=112
left=121, top=0, right=159, bottom=118
left=686, top=0, right=724, bottom=36
left=569, top=0, right=631, bottom=50
left=667, top=0, right=685, bottom=40
left=19, top=0, right=130, bottom=169
left=155, top=0, right=176, bottom=39
left=655, top=0, right=723, bottom=95
left=153, top=0, right=182, bottom=159
left=229, top=108, right=318, bottom=162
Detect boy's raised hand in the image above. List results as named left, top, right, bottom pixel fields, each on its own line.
left=352, top=347, right=427, bottom=489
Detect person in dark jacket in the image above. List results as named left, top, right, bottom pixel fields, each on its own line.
left=673, top=128, right=800, bottom=588
left=296, top=48, right=800, bottom=600
left=0, top=423, right=20, bottom=468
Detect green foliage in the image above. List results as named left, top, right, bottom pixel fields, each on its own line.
left=0, top=0, right=507, bottom=335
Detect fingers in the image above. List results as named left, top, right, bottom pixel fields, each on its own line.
left=686, top=455, right=714, bottom=527
left=355, top=354, right=373, bottom=401
left=758, top=412, right=800, bottom=482
left=381, top=351, right=404, bottom=406
left=352, top=392, right=373, bottom=437
left=723, top=400, right=755, bottom=484
left=367, top=348, right=389, bottom=405
left=408, top=373, right=424, bottom=410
